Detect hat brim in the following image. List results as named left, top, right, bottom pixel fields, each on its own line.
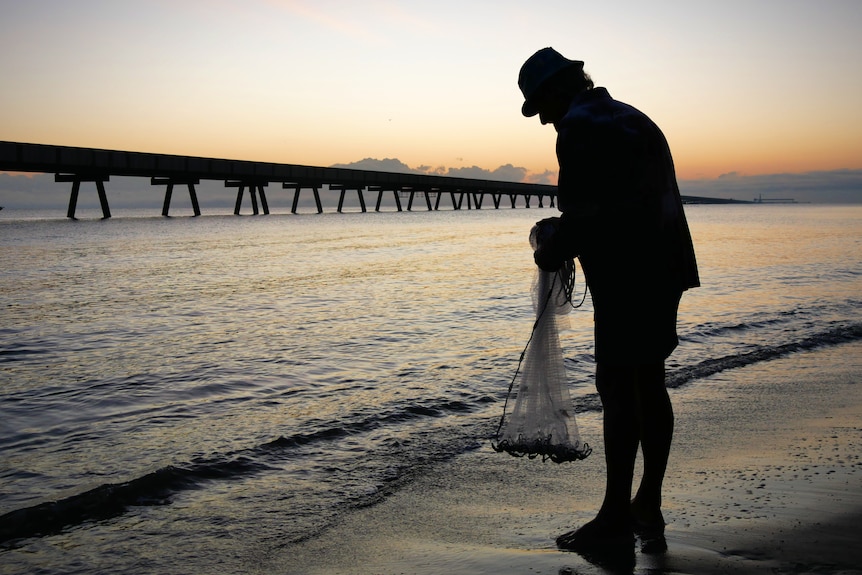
left=520, top=60, right=584, bottom=117
left=522, top=99, right=541, bottom=117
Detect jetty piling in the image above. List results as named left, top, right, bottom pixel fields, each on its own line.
left=369, top=186, right=403, bottom=212
left=284, top=183, right=323, bottom=214
left=56, top=173, right=111, bottom=219
left=330, top=184, right=367, bottom=213
left=227, top=179, right=270, bottom=215
left=151, top=177, right=201, bottom=217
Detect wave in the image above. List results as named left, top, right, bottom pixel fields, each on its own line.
left=0, top=455, right=270, bottom=546
left=562, top=322, right=862, bottom=415
left=0, top=396, right=483, bottom=546
left=666, top=321, right=862, bottom=389
left=3, top=322, right=858, bottom=547
left=564, top=322, right=862, bottom=414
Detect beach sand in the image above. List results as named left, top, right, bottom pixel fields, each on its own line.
left=265, top=342, right=862, bottom=574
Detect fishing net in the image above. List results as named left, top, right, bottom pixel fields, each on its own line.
left=492, top=221, right=591, bottom=463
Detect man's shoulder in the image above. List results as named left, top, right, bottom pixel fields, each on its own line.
left=561, top=88, right=658, bottom=138
left=587, top=88, right=649, bottom=114
left=561, top=89, right=624, bottom=124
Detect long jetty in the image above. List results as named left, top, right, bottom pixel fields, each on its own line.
left=0, top=141, right=565, bottom=219
left=1, top=141, right=745, bottom=218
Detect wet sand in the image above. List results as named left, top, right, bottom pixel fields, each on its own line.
left=267, top=342, right=862, bottom=574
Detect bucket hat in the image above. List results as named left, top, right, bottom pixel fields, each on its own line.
left=518, top=48, right=583, bottom=117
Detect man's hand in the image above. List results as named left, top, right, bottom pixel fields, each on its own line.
left=534, top=243, right=564, bottom=271
left=533, top=217, right=564, bottom=271
left=531, top=217, right=576, bottom=271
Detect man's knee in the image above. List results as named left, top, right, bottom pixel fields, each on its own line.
left=596, top=362, right=635, bottom=404
left=633, top=362, right=673, bottom=417
left=636, top=362, right=666, bottom=390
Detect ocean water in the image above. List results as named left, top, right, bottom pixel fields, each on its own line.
left=1, top=203, right=860, bottom=573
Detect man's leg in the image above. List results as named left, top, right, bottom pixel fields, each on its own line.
left=557, top=362, right=638, bottom=550
left=631, top=362, right=673, bottom=552
left=595, top=362, right=640, bottom=522
left=632, top=362, right=673, bottom=516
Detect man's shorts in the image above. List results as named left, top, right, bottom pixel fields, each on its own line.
left=591, top=289, right=683, bottom=366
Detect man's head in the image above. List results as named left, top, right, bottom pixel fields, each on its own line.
left=519, top=48, right=592, bottom=124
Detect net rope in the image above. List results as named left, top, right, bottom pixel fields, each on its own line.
left=492, top=222, right=591, bottom=463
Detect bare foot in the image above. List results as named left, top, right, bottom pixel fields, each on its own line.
left=556, top=516, right=633, bottom=551
left=630, top=499, right=667, bottom=553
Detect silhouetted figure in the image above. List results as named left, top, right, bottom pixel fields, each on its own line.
left=518, top=48, right=699, bottom=554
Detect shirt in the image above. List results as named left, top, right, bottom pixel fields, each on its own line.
left=554, top=87, right=700, bottom=297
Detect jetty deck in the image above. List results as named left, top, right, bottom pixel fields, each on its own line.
left=1, top=141, right=745, bottom=218
left=1, top=141, right=564, bottom=218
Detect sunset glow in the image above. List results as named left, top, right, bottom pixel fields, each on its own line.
left=2, top=0, right=860, bottom=183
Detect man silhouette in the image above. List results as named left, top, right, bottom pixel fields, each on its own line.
left=518, top=47, right=699, bottom=553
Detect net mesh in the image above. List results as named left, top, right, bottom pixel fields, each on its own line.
left=492, top=222, right=591, bottom=463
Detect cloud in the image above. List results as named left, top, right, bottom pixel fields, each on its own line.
left=444, top=164, right=530, bottom=183
left=330, top=157, right=420, bottom=174
left=330, top=158, right=536, bottom=183
left=680, top=169, right=862, bottom=203
left=525, top=169, right=557, bottom=186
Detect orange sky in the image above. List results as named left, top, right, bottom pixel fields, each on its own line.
left=2, top=1, right=861, bottom=182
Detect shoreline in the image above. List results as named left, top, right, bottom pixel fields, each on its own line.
left=264, top=341, right=862, bottom=574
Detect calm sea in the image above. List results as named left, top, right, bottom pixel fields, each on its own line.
left=1, top=203, right=860, bottom=573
